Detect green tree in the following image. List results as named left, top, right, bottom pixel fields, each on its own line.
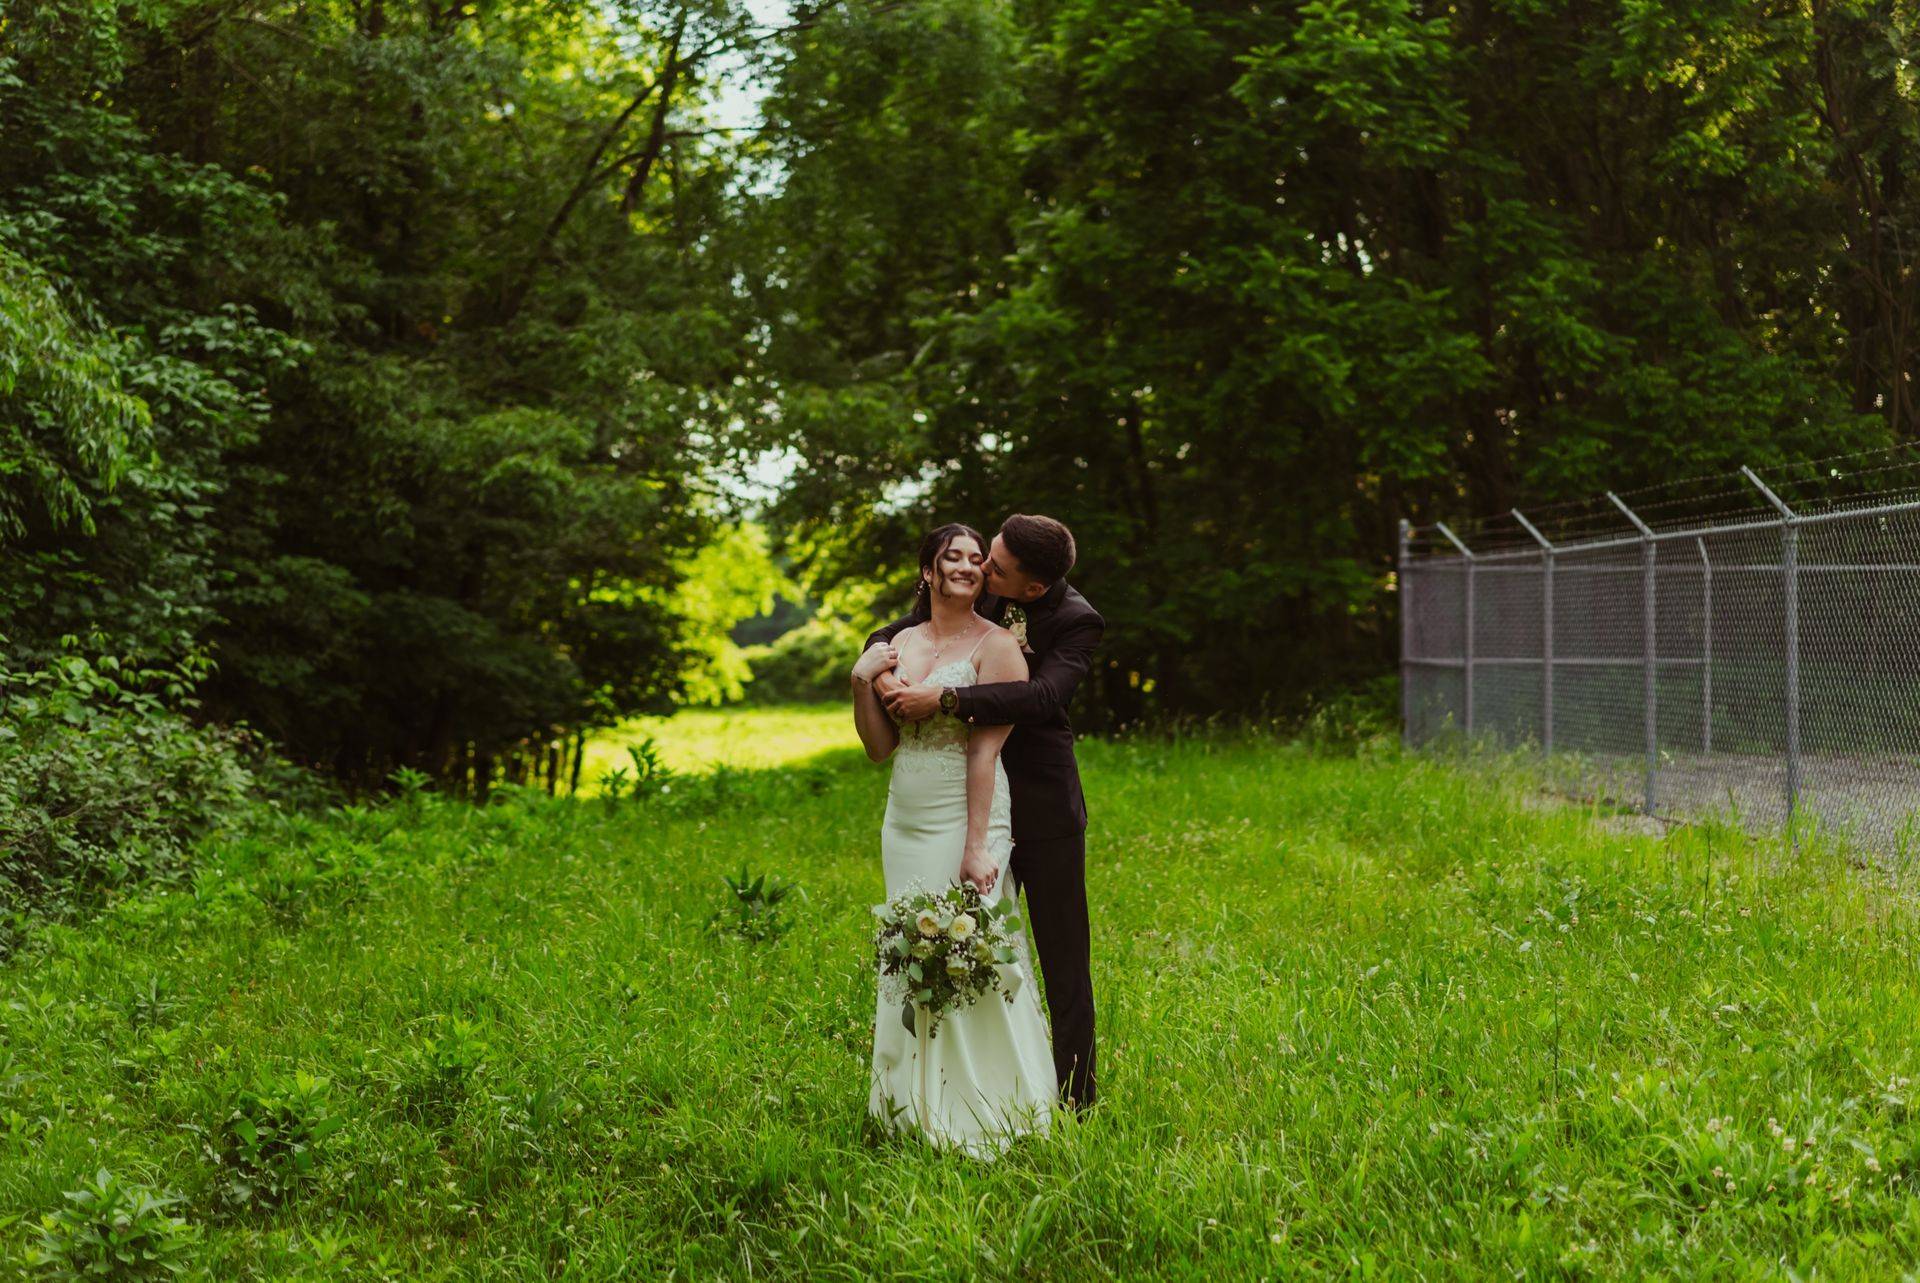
left=747, top=0, right=1898, bottom=723
left=1, top=0, right=782, bottom=796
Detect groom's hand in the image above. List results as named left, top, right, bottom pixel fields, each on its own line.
left=883, top=680, right=942, bottom=722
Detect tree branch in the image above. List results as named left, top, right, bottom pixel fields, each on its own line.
left=492, top=57, right=674, bottom=324
left=621, top=11, right=689, bottom=215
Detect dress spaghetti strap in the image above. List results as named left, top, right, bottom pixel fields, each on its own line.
left=963, top=626, right=993, bottom=669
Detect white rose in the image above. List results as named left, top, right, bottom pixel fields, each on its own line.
left=915, top=909, right=941, bottom=936
left=948, top=913, right=975, bottom=940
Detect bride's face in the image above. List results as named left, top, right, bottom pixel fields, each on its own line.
left=924, top=535, right=986, bottom=604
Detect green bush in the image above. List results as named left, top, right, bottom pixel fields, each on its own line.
left=110, top=976, right=179, bottom=1031
left=0, top=633, right=263, bottom=939
left=394, top=1015, right=492, bottom=1124
left=190, top=1070, right=344, bottom=1214
left=709, top=861, right=800, bottom=942
left=738, top=617, right=864, bottom=705
left=595, top=736, right=674, bottom=803
left=22, top=1169, right=200, bottom=1280
left=1293, top=674, right=1400, bottom=754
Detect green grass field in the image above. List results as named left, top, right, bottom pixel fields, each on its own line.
left=578, top=705, right=857, bottom=786
left=8, top=712, right=1920, bottom=1279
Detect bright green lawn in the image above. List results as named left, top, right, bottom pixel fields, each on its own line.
left=7, top=726, right=1920, bottom=1279
left=578, top=703, right=854, bottom=788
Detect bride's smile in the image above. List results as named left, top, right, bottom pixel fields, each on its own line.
left=927, top=540, right=987, bottom=601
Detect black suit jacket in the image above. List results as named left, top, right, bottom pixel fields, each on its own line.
left=867, top=579, right=1104, bottom=842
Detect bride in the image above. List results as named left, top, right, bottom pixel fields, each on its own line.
left=850, top=522, right=1054, bottom=1155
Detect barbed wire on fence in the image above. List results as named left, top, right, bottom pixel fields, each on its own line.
left=1399, top=445, right=1920, bottom=856
left=1408, top=442, right=1920, bottom=554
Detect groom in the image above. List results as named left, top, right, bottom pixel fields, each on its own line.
left=867, top=513, right=1103, bottom=1111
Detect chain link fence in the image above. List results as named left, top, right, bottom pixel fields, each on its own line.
left=1399, top=452, right=1920, bottom=854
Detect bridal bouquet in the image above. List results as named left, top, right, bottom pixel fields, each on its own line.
left=872, top=881, right=1025, bottom=1038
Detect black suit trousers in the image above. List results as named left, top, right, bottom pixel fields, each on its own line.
left=1009, top=831, right=1096, bottom=1108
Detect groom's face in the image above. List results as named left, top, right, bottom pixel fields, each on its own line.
left=985, top=534, right=1048, bottom=603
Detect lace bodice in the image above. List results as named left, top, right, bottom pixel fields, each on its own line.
left=892, top=657, right=981, bottom=757
left=888, top=657, right=1009, bottom=821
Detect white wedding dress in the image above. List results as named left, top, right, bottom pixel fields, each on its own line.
left=868, top=651, right=1054, bottom=1156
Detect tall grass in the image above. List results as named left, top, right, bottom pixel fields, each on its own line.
left=4, top=723, right=1919, bottom=1278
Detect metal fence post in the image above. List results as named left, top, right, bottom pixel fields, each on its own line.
left=1435, top=522, right=1476, bottom=734
left=1742, top=467, right=1801, bottom=832
left=1696, top=537, right=1713, bottom=755
left=1513, top=509, right=1555, bottom=753
left=1609, top=493, right=1657, bottom=814
left=1398, top=518, right=1412, bottom=749
left=1784, top=524, right=1801, bottom=824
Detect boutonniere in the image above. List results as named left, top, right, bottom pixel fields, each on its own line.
left=1001, top=603, right=1033, bottom=653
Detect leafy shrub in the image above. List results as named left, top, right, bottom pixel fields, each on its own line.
left=247, top=864, right=320, bottom=927
left=190, top=1070, right=343, bottom=1214
left=710, top=862, right=799, bottom=942
left=113, top=1025, right=191, bottom=1083
left=624, top=738, right=673, bottom=791
left=386, top=766, right=433, bottom=805
left=0, top=632, right=264, bottom=938
left=739, top=617, right=864, bottom=705
left=1293, top=675, right=1399, bottom=754
left=396, top=1015, right=491, bottom=1123
left=109, top=976, right=188, bottom=1080
left=22, top=1168, right=199, bottom=1280
left=596, top=736, right=673, bottom=803
left=111, top=976, right=179, bottom=1031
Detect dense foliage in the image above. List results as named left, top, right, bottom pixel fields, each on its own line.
left=0, top=0, right=765, bottom=806
left=6, top=0, right=1920, bottom=802
left=746, top=0, right=1912, bottom=721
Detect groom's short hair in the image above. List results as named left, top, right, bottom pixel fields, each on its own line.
left=999, top=514, right=1076, bottom=585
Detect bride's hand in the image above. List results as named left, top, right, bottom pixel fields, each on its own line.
left=851, top=641, right=897, bottom=684
left=960, top=844, right=999, bottom=895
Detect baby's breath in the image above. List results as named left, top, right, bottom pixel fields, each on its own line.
left=872, top=881, right=1025, bottom=1037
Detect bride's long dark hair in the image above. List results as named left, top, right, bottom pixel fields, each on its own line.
left=908, top=522, right=987, bottom=623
